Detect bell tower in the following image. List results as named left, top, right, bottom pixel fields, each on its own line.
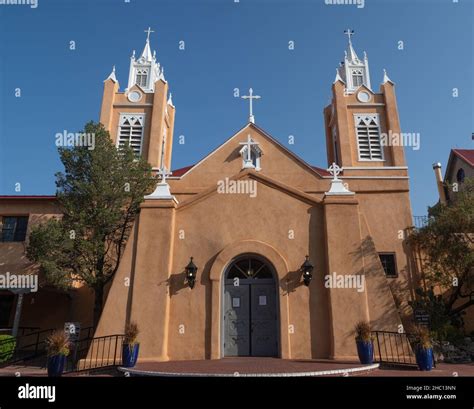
left=323, top=30, right=406, bottom=171
left=99, top=28, right=175, bottom=171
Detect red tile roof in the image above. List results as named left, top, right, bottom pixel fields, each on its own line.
left=453, top=149, right=474, bottom=167
left=171, top=164, right=195, bottom=177
left=0, top=195, right=56, bottom=199
left=311, top=166, right=331, bottom=177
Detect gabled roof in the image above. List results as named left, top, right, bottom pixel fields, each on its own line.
left=169, top=122, right=330, bottom=179
left=452, top=149, right=474, bottom=167
left=444, top=148, right=474, bottom=182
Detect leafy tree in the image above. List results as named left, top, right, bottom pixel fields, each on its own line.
left=409, top=178, right=474, bottom=330
left=27, top=122, right=155, bottom=326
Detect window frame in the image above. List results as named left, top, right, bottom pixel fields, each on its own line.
left=0, top=216, right=29, bottom=242
left=116, top=113, right=146, bottom=157
left=379, top=252, right=398, bottom=278
left=135, top=68, right=149, bottom=89
left=354, top=113, right=385, bottom=162
left=351, top=69, right=364, bottom=88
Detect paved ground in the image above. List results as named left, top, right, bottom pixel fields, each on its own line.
left=361, top=362, right=474, bottom=377
left=120, top=357, right=377, bottom=376
left=1, top=358, right=473, bottom=377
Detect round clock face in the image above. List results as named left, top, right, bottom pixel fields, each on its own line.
left=128, top=91, right=142, bottom=103
left=357, top=91, right=371, bottom=103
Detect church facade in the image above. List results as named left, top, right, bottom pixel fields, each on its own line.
left=90, top=30, right=416, bottom=361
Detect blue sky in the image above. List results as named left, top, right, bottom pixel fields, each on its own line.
left=0, top=0, right=472, bottom=216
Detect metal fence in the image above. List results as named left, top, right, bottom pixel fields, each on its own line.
left=64, top=334, right=125, bottom=373
left=0, top=326, right=94, bottom=367
left=373, top=331, right=418, bottom=366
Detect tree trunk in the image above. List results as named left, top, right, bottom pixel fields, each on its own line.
left=93, top=285, right=104, bottom=328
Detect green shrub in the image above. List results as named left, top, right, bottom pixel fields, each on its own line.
left=0, top=335, right=16, bottom=363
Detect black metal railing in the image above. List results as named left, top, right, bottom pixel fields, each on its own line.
left=0, top=328, right=55, bottom=365
left=0, top=326, right=95, bottom=367
left=0, top=327, right=40, bottom=336
left=64, top=334, right=125, bottom=373
left=373, top=331, right=417, bottom=366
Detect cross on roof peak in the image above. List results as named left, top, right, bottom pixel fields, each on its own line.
left=241, top=88, right=261, bottom=124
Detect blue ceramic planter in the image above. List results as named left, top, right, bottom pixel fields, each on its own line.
left=122, top=343, right=139, bottom=367
left=47, top=354, right=66, bottom=377
left=415, top=347, right=433, bottom=371
left=356, top=340, right=374, bottom=364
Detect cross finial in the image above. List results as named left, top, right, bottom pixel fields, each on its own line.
left=328, top=162, right=343, bottom=181
left=145, top=27, right=155, bottom=42
left=156, top=165, right=172, bottom=184
left=344, top=28, right=354, bottom=44
left=241, top=88, right=261, bottom=124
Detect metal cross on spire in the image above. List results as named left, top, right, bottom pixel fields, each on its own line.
left=344, top=28, right=354, bottom=44
left=241, top=88, right=261, bottom=124
left=145, top=27, right=155, bottom=42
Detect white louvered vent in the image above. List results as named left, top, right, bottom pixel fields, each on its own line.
left=354, top=114, right=383, bottom=161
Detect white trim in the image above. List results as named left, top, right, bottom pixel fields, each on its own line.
left=347, top=103, right=385, bottom=107
left=117, top=363, right=380, bottom=377
left=322, top=176, right=409, bottom=180
left=113, top=103, right=153, bottom=108
left=344, top=166, right=408, bottom=170
left=177, top=123, right=325, bottom=179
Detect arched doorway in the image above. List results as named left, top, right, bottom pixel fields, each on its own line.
left=223, top=254, right=279, bottom=357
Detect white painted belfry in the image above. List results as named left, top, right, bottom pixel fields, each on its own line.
left=338, top=29, right=371, bottom=94
left=325, top=162, right=354, bottom=196
left=105, top=65, right=118, bottom=83
left=126, top=28, right=165, bottom=93
left=241, top=88, right=261, bottom=124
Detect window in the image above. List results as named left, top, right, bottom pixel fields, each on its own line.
left=332, top=126, right=339, bottom=165
left=117, top=114, right=145, bottom=156
left=379, top=253, right=397, bottom=277
left=226, top=257, right=273, bottom=280
left=0, top=294, right=14, bottom=326
left=352, top=69, right=364, bottom=87
left=456, top=168, right=465, bottom=184
left=354, top=114, right=383, bottom=161
left=1, top=216, right=28, bottom=242
left=135, top=68, right=149, bottom=88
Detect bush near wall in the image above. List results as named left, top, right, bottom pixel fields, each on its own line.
left=0, top=335, right=16, bottom=363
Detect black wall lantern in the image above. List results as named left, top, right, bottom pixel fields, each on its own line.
left=185, top=257, right=198, bottom=289
left=301, top=255, right=314, bottom=286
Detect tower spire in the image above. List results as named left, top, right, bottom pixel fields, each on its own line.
left=127, top=28, right=163, bottom=93
left=337, top=29, right=371, bottom=93
left=344, top=28, right=359, bottom=62
left=141, top=27, right=154, bottom=61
